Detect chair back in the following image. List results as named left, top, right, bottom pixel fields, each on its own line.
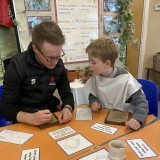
left=137, top=79, right=159, bottom=117
left=3, top=58, right=12, bottom=71
left=0, top=85, right=3, bottom=102
left=0, top=85, right=13, bottom=127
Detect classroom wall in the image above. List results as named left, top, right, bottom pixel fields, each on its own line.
left=0, top=1, right=160, bottom=83
left=142, top=0, right=160, bottom=84
left=0, top=26, right=18, bottom=84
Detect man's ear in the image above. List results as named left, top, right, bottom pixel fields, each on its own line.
left=32, top=44, right=38, bottom=53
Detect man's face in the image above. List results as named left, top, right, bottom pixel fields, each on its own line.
left=33, top=41, right=64, bottom=69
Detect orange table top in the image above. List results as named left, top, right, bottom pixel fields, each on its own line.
left=0, top=105, right=156, bottom=160
left=71, top=118, right=160, bottom=160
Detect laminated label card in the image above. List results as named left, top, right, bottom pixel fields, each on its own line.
left=57, top=134, right=93, bottom=155
left=91, top=123, right=118, bottom=135
left=20, top=148, right=40, bottom=160
left=78, top=149, right=108, bottom=160
left=48, top=126, right=76, bottom=140
left=76, top=108, right=92, bottom=120
left=127, top=138, right=157, bottom=158
left=0, top=129, right=34, bottom=145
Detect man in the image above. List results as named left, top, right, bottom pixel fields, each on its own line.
left=0, top=21, right=74, bottom=125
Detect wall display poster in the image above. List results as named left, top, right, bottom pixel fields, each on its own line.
left=12, top=0, right=55, bottom=52
left=103, top=0, right=119, bottom=12
left=103, top=16, right=120, bottom=34
left=55, top=0, right=99, bottom=63
left=12, top=0, right=99, bottom=63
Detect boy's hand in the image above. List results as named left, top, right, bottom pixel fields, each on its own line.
left=91, top=102, right=101, bottom=111
left=125, top=118, right=141, bottom=130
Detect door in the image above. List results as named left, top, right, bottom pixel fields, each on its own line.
left=126, top=0, right=144, bottom=77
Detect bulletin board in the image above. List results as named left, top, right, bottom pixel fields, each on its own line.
left=102, top=0, right=120, bottom=43
left=11, top=0, right=99, bottom=63
left=11, top=0, right=55, bottom=52
left=55, top=0, right=99, bottom=63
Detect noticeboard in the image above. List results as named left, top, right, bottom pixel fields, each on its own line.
left=55, top=0, right=99, bottom=63
left=11, top=0, right=99, bottom=63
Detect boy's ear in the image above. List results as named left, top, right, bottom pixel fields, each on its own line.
left=105, top=60, right=111, bottom=66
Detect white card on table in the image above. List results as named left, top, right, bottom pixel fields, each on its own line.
left=78, top=148, right=108, bottom=160
left=57, top=134, right=93, bottom=155
left=91, top=123, right=118, bottom=135
left=76, top=108, right=92, bottom=120
left=48, top=126, right=76, bottom=140
left=20, top=148, right=40, bottom=160
left=126, top=138, right=157, bottom=158
left=0, top=129, right=34, bottom=145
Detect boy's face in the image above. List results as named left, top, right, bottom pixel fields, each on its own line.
left=88, top=56, right=111, bottom=76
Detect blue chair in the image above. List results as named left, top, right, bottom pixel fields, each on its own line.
left=0, top=85, right=13, bottom=127
left=0, top=84, right=2, bottom=102
left=137, top=79, right=159, bottom=117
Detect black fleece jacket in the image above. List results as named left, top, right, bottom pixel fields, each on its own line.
left=0, top=44, right=74, bottom=123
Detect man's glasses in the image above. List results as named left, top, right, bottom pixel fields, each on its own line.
left=36, top=45, right=65, bottom=62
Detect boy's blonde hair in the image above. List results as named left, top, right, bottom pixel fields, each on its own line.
left=86, top=38, right=118, bottom=67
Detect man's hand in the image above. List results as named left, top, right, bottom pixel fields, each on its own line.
left=125, top=118, right=141, bottom=130
left=17, top=109, right=52, bottom=125
left=58, top=108, right=72, bottom=124
left=91, top=102, right=101, bottom=111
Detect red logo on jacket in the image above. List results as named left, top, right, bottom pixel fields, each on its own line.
left=49, top=76, right=56, bottom=85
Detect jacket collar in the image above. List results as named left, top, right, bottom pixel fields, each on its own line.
left=26, top=43, right=44, bottom=68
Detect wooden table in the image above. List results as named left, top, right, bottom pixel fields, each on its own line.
left=0, top=105, right=156, bottom=160
left=118, top=118, right=160, bottom=160
left=70, top=117, right=160, bottom=160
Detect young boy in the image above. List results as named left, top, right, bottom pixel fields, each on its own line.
left=85, top=38, right=148, bottom=130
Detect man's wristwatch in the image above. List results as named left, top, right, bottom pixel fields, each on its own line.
left=64, top=105, right=72, bottom=112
